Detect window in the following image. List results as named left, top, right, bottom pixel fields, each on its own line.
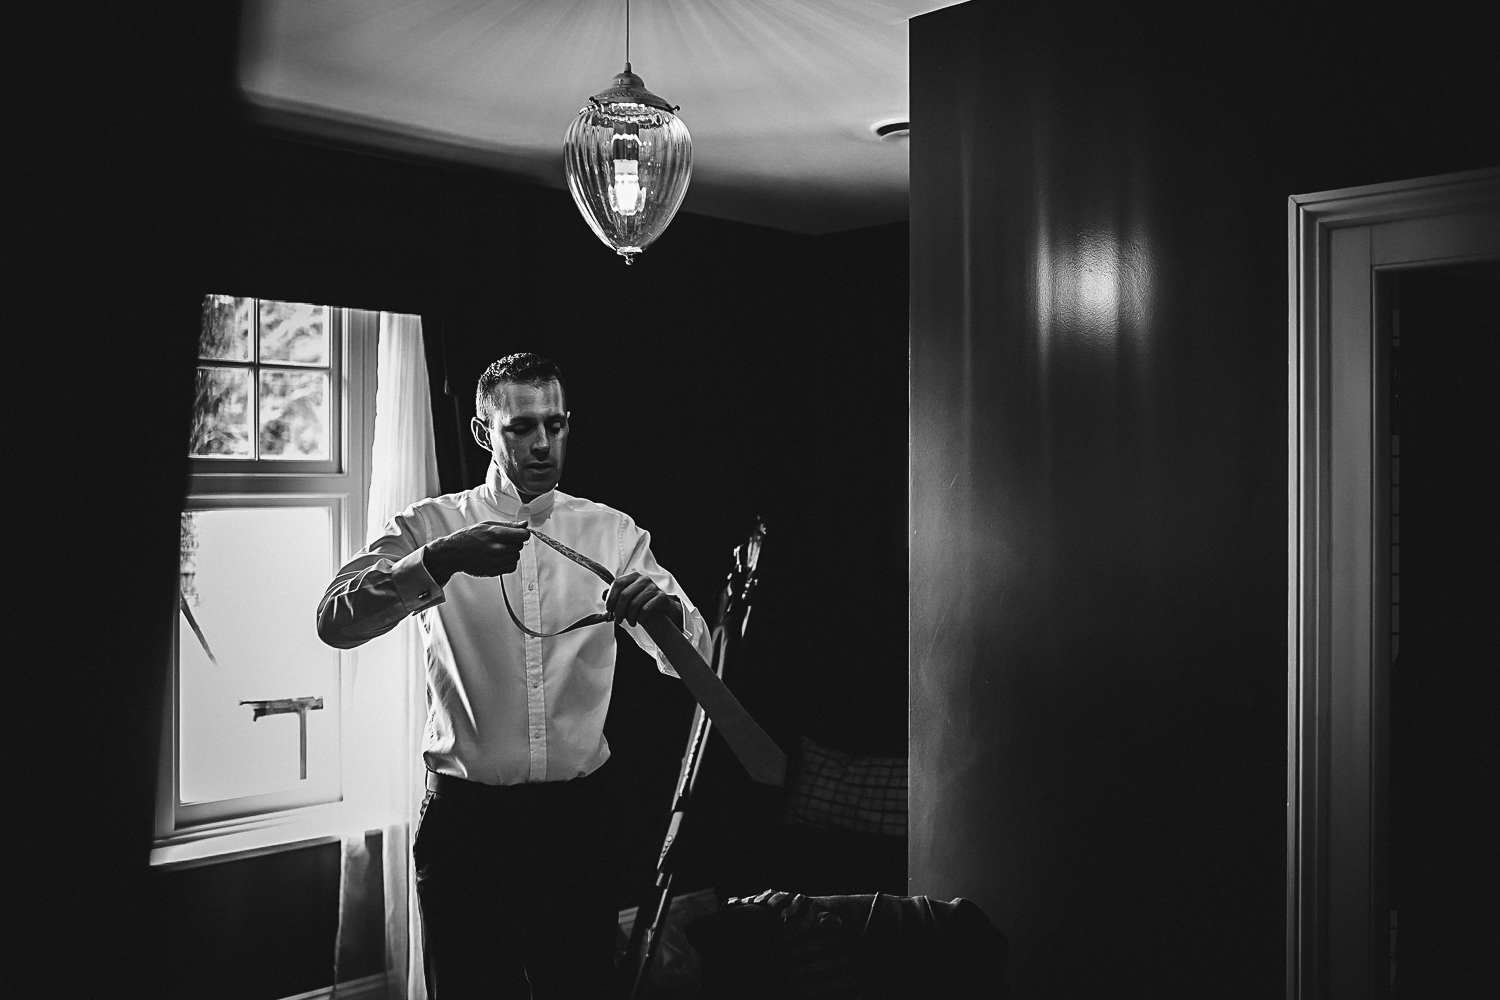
left=153, top=295, right=376, bottom=867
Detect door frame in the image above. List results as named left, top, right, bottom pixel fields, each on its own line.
left=1287, top=167, right=1500, bottom=1000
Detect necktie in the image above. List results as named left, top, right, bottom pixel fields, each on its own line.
left=503, top=527, right=786, bottom=786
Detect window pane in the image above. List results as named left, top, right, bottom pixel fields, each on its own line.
left=178, top=507, right=340, bottom=805
left=259, top=370, right=330, bottom=460
left=259, top=299, right=329, bottom=366
left=200, top=295, right=252, bottom=361
left=190, top=366, right=253, bottom=458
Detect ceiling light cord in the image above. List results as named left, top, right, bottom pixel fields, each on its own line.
left=625, top=0, right=631, bottom=71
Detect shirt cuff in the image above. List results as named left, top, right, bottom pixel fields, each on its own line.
left=393, top=546, right=445, bottom=612
left=653, top=646, right=682, bottom=679
left=666, top=604, right=711, bottom=676
left=684, top=603, right=708, bottom=650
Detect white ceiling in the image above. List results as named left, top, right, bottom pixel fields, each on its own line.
left=239, top=0, right=965, bottom=233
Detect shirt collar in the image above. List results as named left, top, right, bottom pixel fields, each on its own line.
left=485, top=461, right=556, bottom=521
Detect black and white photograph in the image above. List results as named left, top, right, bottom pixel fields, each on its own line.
left=11, top=2, right=1498, bottom=998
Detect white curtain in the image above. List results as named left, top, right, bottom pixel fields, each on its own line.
left=334, top=312, right=438, bottom=1000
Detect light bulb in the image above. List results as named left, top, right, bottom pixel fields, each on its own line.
left=610, top=159, right=641, bottom=216
left=610, top=127, right=643, bottom=216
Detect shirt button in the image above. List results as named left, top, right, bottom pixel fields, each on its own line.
left=533, top=730, right=542, bottom=738
left=527, top=581, right=535, bottom=591
left=531, top=680, right=540, bottom=689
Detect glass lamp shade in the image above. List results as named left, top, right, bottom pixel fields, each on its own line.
left=564, top=68, right=692, bottom=264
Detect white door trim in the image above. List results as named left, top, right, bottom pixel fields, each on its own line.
left=1286, top=167, right=1500, bottom=1000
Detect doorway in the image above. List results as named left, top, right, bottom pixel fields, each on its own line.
left=1386, top=262, right=1500, bottom=997
left=1287, top=168, right=1500, bottom=1000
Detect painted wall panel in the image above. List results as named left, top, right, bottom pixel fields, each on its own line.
left=908, top=3, right=1500, bottom=995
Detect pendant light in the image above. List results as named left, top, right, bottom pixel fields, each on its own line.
left=563, top=0, right=692, bottom=264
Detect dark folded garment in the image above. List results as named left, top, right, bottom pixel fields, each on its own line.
left=684, top=890, right=1007, bottom=999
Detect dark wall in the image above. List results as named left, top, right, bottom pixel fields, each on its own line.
left=908, top=3, right=1500, bottom=998
left=17, top=7, right=236, bottom=998
left=151, top=841, right=352, bottom=1000
left=17, top=5, right=906, bottom=996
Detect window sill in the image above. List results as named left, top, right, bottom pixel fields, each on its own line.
left=150, top=800, right=348, bottom=870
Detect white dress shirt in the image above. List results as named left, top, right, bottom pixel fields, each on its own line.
left=317, top=463, right=710, bottom=785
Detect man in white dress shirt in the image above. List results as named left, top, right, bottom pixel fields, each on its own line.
left=318, top=353, right=712, bottom=998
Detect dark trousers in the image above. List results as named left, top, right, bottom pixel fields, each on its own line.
left=414, top=762, right=622, bottom=999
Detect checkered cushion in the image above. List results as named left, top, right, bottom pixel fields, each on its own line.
left=781, top=736, right=907, bottom=837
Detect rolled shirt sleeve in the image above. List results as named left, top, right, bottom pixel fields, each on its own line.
left=317, top=508, right=446, bottom=649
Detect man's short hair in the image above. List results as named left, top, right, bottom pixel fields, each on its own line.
left=475, top=353, right=568, bottom=423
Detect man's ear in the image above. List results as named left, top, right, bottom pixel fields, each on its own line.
left=471, top=416, right=493, bottom=453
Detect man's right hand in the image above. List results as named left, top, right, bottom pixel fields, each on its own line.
left=422, top=521, right=530, bottom=586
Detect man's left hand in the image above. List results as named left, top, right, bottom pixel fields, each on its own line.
left=606, top=572, right=683, bottom=629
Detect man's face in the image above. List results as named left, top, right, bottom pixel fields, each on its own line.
left=477, top=380, right=569, bottom=498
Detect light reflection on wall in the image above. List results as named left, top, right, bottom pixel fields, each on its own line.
left=1035, top=227, right=1155, bottom=353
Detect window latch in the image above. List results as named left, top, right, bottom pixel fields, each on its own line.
left=240, top=696, right=325, bottom=779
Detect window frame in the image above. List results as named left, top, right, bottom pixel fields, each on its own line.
left=152, top=304, right=378, bottom=868
left=191, top=297, right=344, bottom=475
